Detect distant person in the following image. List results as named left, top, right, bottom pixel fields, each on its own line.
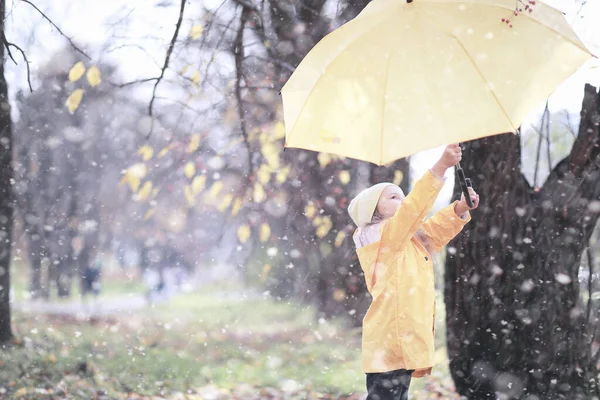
left=82, top=252, right=102, bottom=300
left=348, top=144, right=479, bottom=400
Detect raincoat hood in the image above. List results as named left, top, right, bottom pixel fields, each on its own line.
left=348, top=182, right=396, bottom=228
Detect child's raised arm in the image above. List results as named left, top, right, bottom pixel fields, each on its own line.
left=382, top=144, right=462, bottom=251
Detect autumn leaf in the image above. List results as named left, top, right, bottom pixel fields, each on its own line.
left=120, top=163, right=148, bottom=192
left=237, top=224, right=251, bottom=243
left=184, top=162, right=196, bottom=178
left=317, top=153, right=331, bottom=168
left=184, top=185, right=195, bottom=207
left=68, top=61, right=86, bottom=82
left=394, top=170, right=404, bottom=186
left=66, top=89, right=84, bottom=114
left=261, top=264, right=271, bottom=281
left=260, top=223, right=271, bottom=242
left=272, top=121, right=285, bottom=140
left=144, top=208, right=155, bottom=220
left=188, top=134, right=201, bottom=153
left=315, top=216, right=332, bottom=238
left=137, top=145, right=154, bottom=161
left=276, top=166, right=290, bottom=184
left=333, top=288, right=346, bottom=301
left=334, top=231, right=346, bottom=248
left=137, top=181, right=153, bottom=201
left=217, top=194, right=233, bottom=212
left=258, top=164, right=271, bottom=185
left=190, top=25, right=204, bottom=40
left=14, top=388, right=28, bottom=397
left=304, top=202, right=317, bottom=219
left=179, top=65, right=190, bottom=75
left=157, top=145, right=171, bottom=158
left=231, top=198, right=243, bottom=216
left=191, top=71, right=201, bottom=85
left=192, top=175, right=206, bottom=194
left=86, top=66, right=102, bottom=87
left=253, top=182, right=266, bottom=203
left=152, top=187, right=160, bottom=198
left=339, top=170, right=350, bottom=185
left=209, top=181, right=223, bottom=197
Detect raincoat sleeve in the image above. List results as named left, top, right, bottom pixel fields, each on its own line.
left=420, top=200, right=472, bottom=253
left=382, top=169, right=445, bottom=251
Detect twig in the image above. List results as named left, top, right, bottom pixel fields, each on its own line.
left=146, top=0, right=187, bottom=138
left=2, top=35, right=32, bottom=92
left=112, top=77, right=159, bottom=88
left=20, top=0, right=90, bottom=60
left=533, top=101, right=549, bottom=187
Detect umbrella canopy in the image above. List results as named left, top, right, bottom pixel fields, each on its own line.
left=281, top=0, right=594, bottom=165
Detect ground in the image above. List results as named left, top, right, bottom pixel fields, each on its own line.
left=2, top=270, right=460, bottom=399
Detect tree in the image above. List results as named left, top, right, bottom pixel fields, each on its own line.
left=445, top=84, right=600, bottom=398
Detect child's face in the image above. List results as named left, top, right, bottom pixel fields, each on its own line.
left=376, top=185, right=405, bottom=219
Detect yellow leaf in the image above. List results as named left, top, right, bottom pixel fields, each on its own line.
left=232, top=198, right=243, bottom=216
left=317, top=153, right=331, bottom=168
left=66, top=89, right=84, bottom=114
left=272, top=121, right=285, bottom=140
left=137, top=145, right=154, bottom=161
left=184, top=162, right=196, bottom=178
left=253, top=182, right=266, bottom=203
left=121, top=163, right=147, bottom=192
left=339, top=170, right=350, bottom=185
left=304, top=203, right=317, bottom=219
left=157, top=145, right=171, bottom=158
left=315, top=216, right=332, bottom=238
left=237, top=224, right=251, bottom=244
left=184, top=185, right=195, bottom=207
left=137, top=181, right=153, bottom=201
left=192, top=175, right=206, bottom=194
left=394, top=170, right=404, bottom=186
left=260, top=223, right=271, bottom=242
left=14, top=388, right=28, bottom=397
left=258, top=164, right=271, bottom=185
left=48, top=354, right=57, bottom=363
left=333, top=289, right=346, bottom=302
left=144, top=208, right=155, bottom=220
left=86, top=66, right=102, bottom=87
left=261, top=143, right=280, bottom=169
left=261, top=264, right=271, bottom=281
left=276, top=166, right=290, bottom=184
left=68, top=61, right=86, bottom=82
left=217, top=194, right=233, bottom=212
left=264, top=40, right=271, bottom=49
left=334, top=231, right=346, bottom=248
left=209, top=181, right=223, bottom=197
left=190, top=25, right=204, bottom=40
left=152, top=187, right=160, bottom=198
left=179, top=65, right=190, bottom=75
left=191, top=70, right=201, bottom=85
left=188, top=134, right=201, bottom=153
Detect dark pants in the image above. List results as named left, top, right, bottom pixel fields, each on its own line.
left=366, top=369, right=413, bottom=400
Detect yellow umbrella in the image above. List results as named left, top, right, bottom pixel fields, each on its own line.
left=281, top=0, right=594, bottom=166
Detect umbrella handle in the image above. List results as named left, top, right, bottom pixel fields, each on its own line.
left=456, top=164, right=474, bottom=208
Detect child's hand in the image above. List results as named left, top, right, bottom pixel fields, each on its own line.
left=432, top=144, right=462, bottom=177
left=455, top=187, right=480, bottom=217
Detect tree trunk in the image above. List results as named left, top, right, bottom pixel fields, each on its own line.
left=445, top=84, right=600, bottom=399
left=0, top=0, right=14, bottom=344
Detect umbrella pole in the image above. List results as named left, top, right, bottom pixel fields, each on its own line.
left=456, top=163, right=474, bottom=208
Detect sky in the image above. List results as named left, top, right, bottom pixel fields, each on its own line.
left=3, top=0, right=600, bottom=208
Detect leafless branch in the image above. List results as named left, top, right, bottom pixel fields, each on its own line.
left=146, top=0, right=187, bottom=137
left=112, top=77, right=160, bottom=88
left=201, top=12, right=238, bottom=90
left=2, top=35, right=32, bottom=92
left=20, top=0, right=90, bottom=60
left=244, top=54, right=295, bottom=72
left=545, top=100, right=552, bottom=173
left=533, top=101, right=549, bottom=187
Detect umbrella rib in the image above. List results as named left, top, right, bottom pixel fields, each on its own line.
left=379, top=50, right=394, bottom=166
left=449, top=34, right=517, bottom=132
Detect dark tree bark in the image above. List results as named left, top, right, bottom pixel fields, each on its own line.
left=0, top=0, right=14, bottom=344
left=445, top=84, right=600, bottom=399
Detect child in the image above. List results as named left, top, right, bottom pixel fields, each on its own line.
left=348, top=144, right=479, bottom=400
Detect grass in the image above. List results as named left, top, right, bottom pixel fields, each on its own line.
left=1, top=283, right=458, bottom=399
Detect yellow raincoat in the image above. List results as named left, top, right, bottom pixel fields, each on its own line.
left=354, top=170, right=471, bottom=377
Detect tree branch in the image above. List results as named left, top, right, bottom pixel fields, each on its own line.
left=147, top=0, right=187, bottom=136
left=20, top=0, right=90, bottom=60
left=2, top=35, right=32, bottom=92
left=234, top=6, right=254, bottom=196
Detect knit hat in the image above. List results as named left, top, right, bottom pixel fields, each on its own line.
left=348, top=182, right=395, bottom=228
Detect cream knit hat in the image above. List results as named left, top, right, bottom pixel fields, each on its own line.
left=348, top=182, right=395, bottom=228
